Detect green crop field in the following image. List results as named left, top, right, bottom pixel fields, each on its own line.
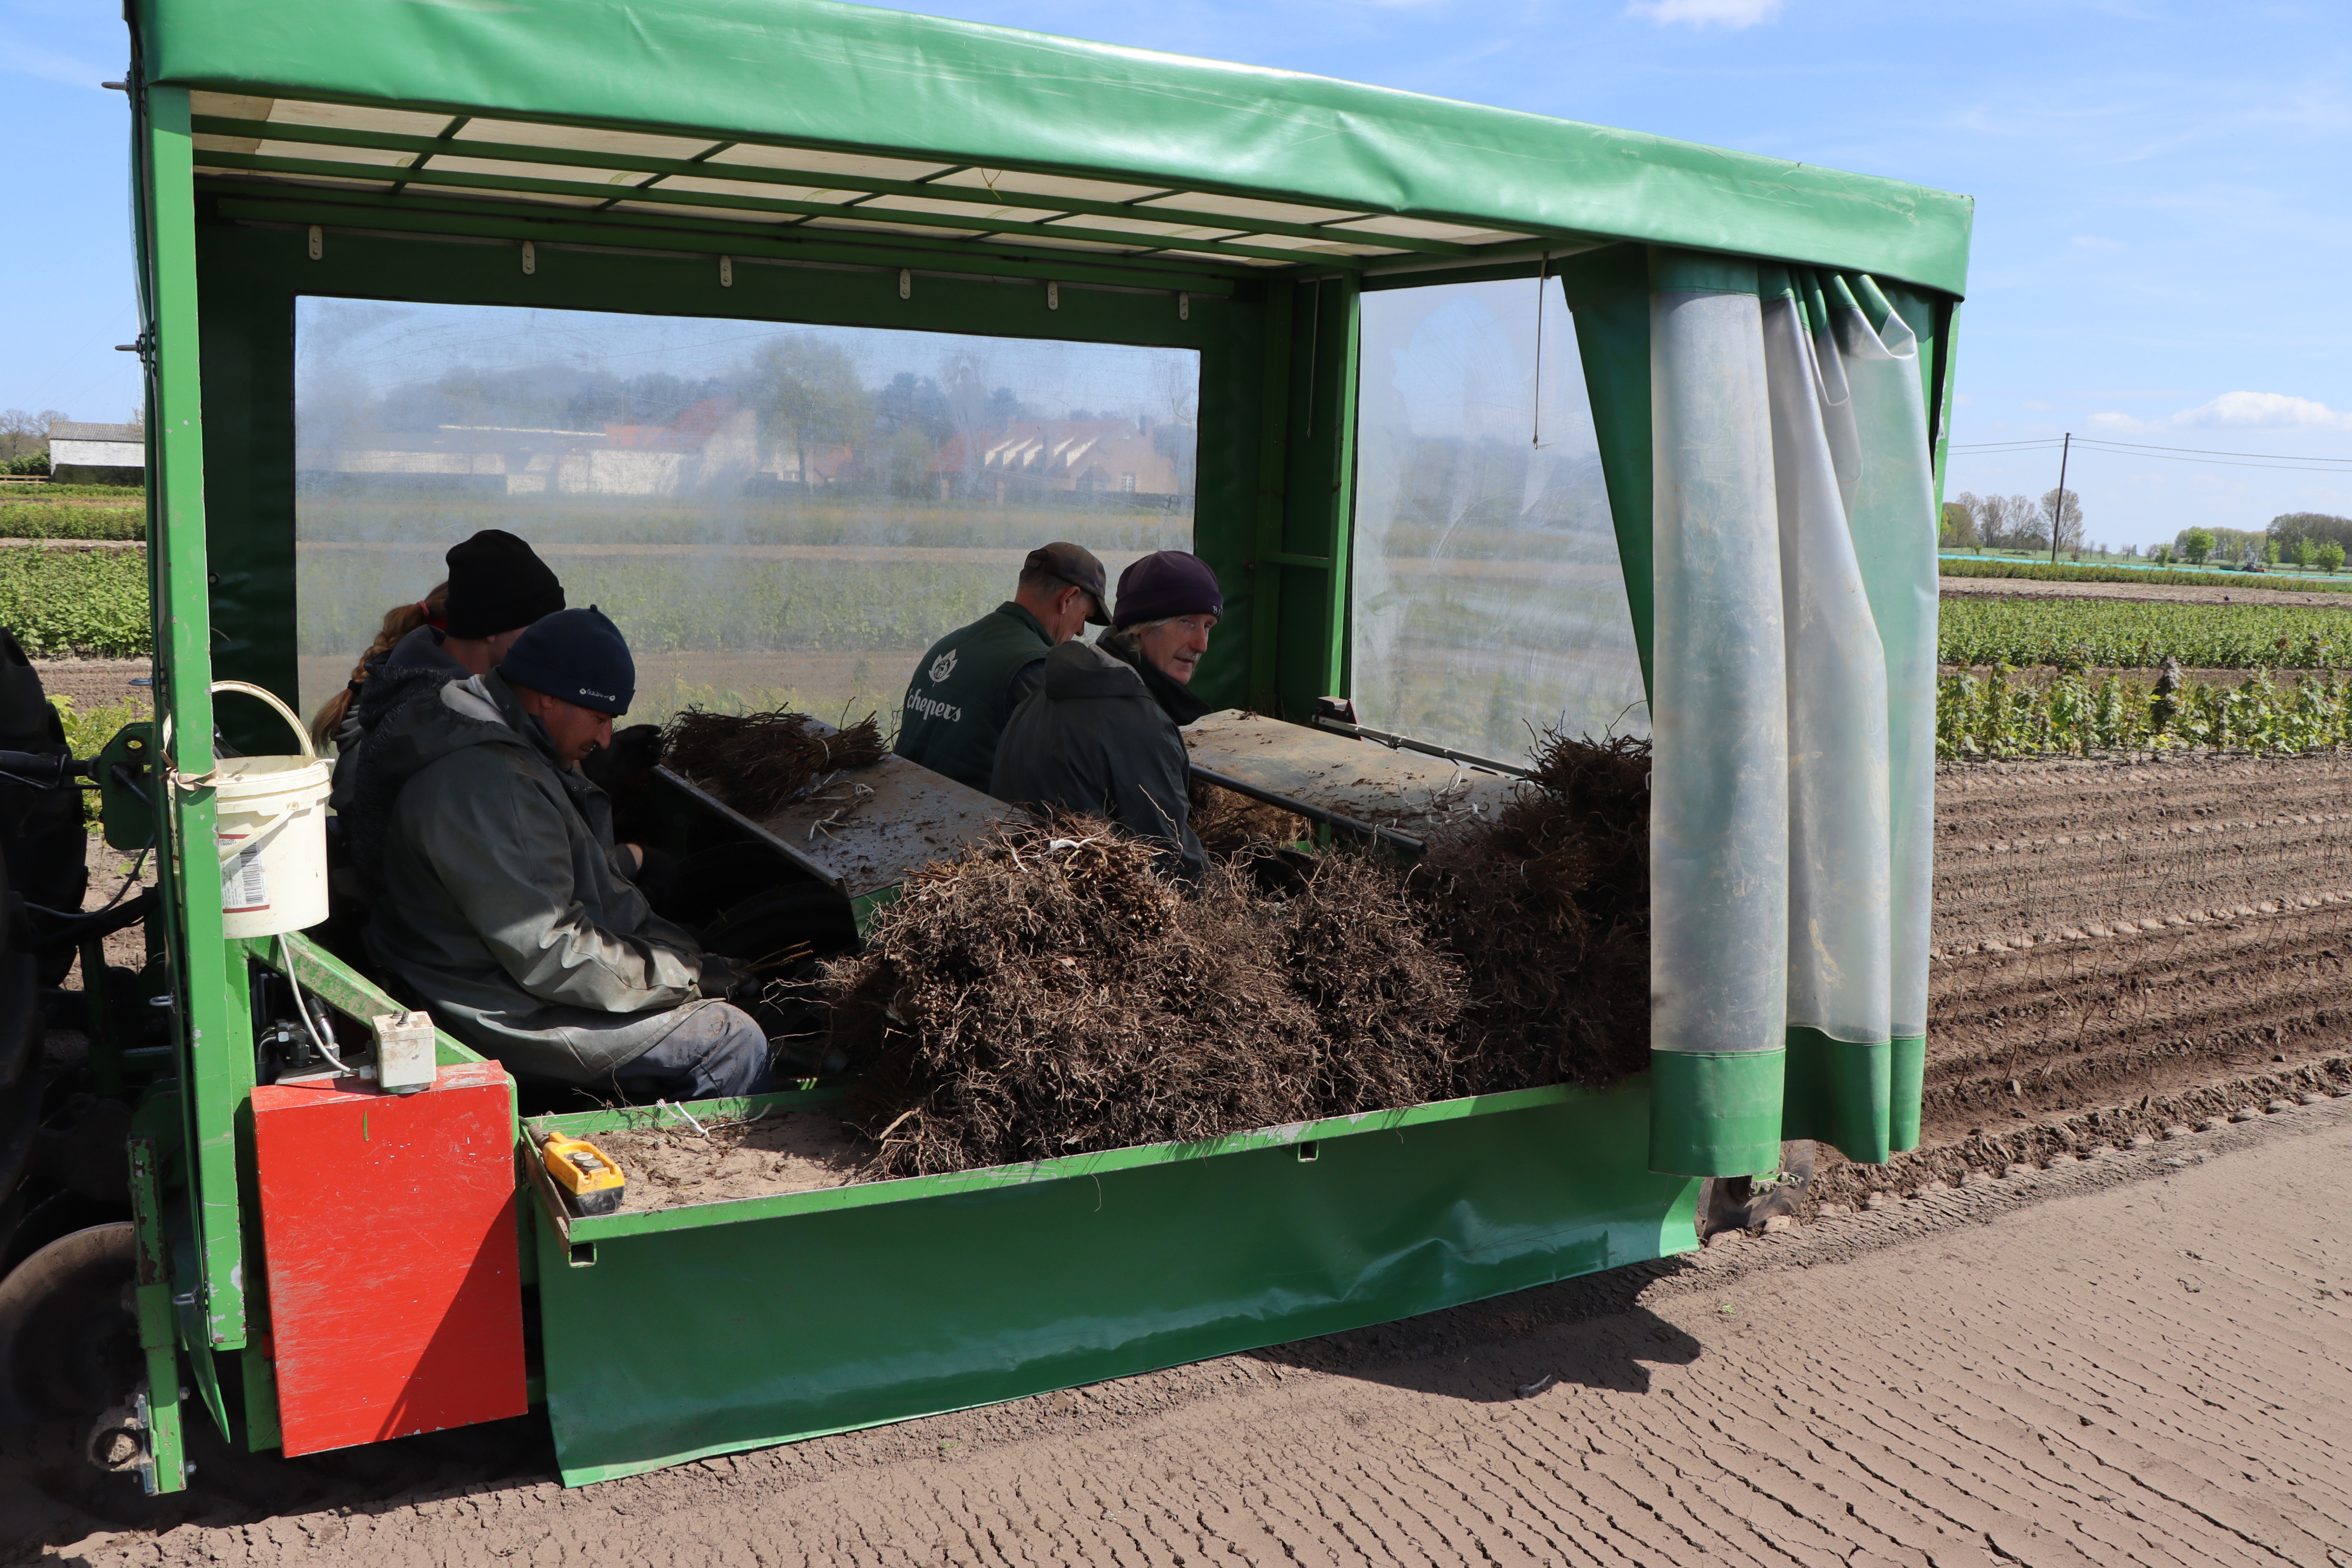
left=0, top=549, right=149, bottom=658
left=1940, top=556, right=2352, bottom=595
left=1939, top=595, right=2352, bottom=670
left=24, top=540, right=2352, bottom=762
left=1939, top=667, right=2352, bottom=758
left=0, top=504, right=145, bottom=541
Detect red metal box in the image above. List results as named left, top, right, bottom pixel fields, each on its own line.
left=252, top=1059, right=525, bottom=1456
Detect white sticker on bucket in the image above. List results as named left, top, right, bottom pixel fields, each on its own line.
left=220, top=835, right=270, bottom=913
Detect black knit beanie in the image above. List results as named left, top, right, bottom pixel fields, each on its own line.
left=443, top=529, right=564, bottom=639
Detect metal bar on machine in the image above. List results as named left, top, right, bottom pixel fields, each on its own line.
left=1309, top=716, right=1534, bottom=780
left=1186, top=764, right=1425, bottom=856
left=653, top=765, right=847, bottom=892
left=145, top=81, right=250, bottom=1349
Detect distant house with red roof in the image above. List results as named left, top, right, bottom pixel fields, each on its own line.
left=933, top=418, right=1180, bottom=503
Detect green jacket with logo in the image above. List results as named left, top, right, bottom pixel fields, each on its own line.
left=895, top=601, right=1054, bottom=792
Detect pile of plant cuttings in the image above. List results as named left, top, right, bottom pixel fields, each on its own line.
left=662, top=707, right=887, bottom=818
left=825, top=731, right=1651, bottom=1178
left=1409, top=731, right=1652, bottom=1092
left=1187, top=772, right=1307, bottom=853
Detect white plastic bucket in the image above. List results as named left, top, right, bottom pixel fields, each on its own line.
left=209, top=681, right=332, bottom=938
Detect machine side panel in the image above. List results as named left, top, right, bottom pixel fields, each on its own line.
left=252, top=1060, right=525, bottom=1455
left=537, top=1074, right=1698, bottom=1485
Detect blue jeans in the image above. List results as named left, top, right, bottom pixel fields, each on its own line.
left=607, top=1001, right=772, bottom=1102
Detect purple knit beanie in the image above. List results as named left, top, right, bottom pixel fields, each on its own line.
left=1112, top=550, right=1224, bottom=629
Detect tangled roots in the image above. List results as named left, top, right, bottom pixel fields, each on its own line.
left=825, top=731, right=1651, bottom=1178
left=827, top=818, right=1461, bottom=1177
left=663, top=707, right=887, bottom=819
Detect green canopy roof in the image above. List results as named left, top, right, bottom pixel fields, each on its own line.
left=139, top=0, right=1970, bottom=293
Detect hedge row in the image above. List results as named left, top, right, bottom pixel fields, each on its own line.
left=1940, top=556, right=2352, bottom=596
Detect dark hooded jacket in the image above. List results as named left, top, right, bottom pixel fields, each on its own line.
left=990, top=630, right=1210, bottom=881
left=327, top=623, right=467, bottom=830
left=357, top=669, right=721, bottom=1082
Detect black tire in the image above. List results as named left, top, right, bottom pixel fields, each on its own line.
left=0, top=1188, right=127, bottom=1277
left=0, top=1222, right=141, bottom=1424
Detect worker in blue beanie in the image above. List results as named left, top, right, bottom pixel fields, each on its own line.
left=991, top=550, right=1223, bottom=881
left=358, top=606, right=773, bottom=1102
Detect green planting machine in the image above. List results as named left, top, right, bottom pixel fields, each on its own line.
left=0, top=0, right=1969, bottom=1491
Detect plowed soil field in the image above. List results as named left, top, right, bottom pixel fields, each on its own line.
left=1810, top=748, right=2352, bottom=1206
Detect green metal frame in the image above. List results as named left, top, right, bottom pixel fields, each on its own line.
left=109, top=0, right=1972, bottom=1486
left=527, top=1075, right=1697, bottom=1485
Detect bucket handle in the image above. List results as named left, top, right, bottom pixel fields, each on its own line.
left=210, top=680, right=318, bottom=761
left=217, top=800, right=310, bottom=867
left=162, top=680, right=318, bottom=794
left=198, top=681, right=322, bottom=866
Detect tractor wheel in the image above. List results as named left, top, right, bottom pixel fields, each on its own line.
left=0, top=1222, right=141, bottom=1424
left=0, top=946, right=39, bottom=1205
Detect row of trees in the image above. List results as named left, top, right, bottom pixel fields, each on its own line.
left=1, top=409, right=68, bottom=475
left=2156, top=524, right=2350, bottom=573
left=2268, top=511, right=2352, bottom=556
left=1939, top=496, right=2352, bottom=574
left=1940, top=487, right=2084, bottom=551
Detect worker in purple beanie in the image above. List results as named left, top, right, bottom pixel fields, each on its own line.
left=990, top=550, right=1223, bottom=881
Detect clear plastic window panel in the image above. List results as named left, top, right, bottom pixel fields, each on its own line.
left=293, top=299, right=1199, bottom=733
left=1350, top=279, right=1646, bottom=761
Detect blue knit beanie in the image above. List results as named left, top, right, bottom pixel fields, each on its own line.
left=1112, top=550, right=1224, bottom=628
left=497, top=606, right=635, bottom=716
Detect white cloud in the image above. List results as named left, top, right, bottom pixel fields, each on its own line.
left=2172, top=390, right=2352, bottom=430
left=1626, top=0, right=1782, bottom=27
left=2090, top=391, right=2352, bottom=433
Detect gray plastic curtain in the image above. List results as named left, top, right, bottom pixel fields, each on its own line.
left=1642, top=252, right=1937, bottom=1176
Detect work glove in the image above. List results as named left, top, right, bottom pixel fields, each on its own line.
left=697, top=951, right=754, bottom=1002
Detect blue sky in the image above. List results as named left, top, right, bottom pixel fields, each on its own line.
left=6, top=0, right=2348, bottom=546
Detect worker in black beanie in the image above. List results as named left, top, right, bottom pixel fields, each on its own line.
left=991, top=550, right=1223, bottom=882
left=326, top=529, right=566, bottom=897
left=439, top=529, right=568, bottom=670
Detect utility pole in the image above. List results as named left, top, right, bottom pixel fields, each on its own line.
left=2050, top=431, right=2072, bottom=564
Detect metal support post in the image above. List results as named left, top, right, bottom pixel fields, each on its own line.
left=126, top=1136, right=188, bottom=1494
left=2050, top=431, right=2071, bottom=564
left=141, top=82, right=249, bottom=1348
left=79, top=935, right=122, bottom=1099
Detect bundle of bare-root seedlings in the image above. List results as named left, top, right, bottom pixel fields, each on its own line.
left=1411, top=732, right=1652, bottom=1092
left=662, top=707, right=887, bottom=819
left=1187, top=771, right=1306, bottom=853
left=824, top=731, right=1651, bottom=1178
left=827, top=821, right=1462, bottom=1176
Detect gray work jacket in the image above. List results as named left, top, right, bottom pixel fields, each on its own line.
left=361, top=671, right=720, bottom=1083
left=990, top=634, right=1208, bottom=881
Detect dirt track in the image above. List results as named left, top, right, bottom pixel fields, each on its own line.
left=8, top=1091, right=2347, bottom=1565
